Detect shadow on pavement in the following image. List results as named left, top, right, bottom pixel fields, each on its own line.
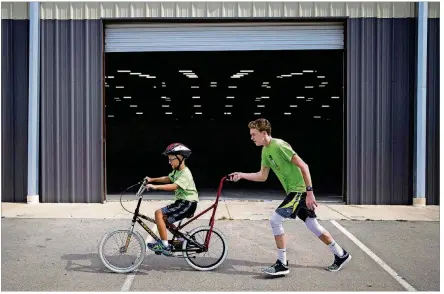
left=61, top=252, right=326, bottom=278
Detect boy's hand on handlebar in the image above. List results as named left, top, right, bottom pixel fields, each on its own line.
left=144, top=176, right=152, bottom=183
left=146, top=183, right=156, bottom=191
left=228, top=172, right=243, bottom=182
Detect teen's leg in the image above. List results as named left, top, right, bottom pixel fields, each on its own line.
left=154, top=209, right=169, bottom=247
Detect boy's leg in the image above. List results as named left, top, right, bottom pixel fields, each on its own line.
left=297, top=196, right=351, bottom=272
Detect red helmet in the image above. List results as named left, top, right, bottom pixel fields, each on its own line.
left=162, top=143, right=192, bottom=159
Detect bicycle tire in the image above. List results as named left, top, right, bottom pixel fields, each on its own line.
left=99, top=229, right=146, bottom=273
left=183, top=226, right=228, bottom=271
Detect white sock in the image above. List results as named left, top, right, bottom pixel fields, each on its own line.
left=278, top=248, right=287, bottom=264
left=162, top=240, right=169, bottom=247
left=328, top=240, right=344, bottom=257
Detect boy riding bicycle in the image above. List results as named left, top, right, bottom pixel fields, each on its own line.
left=145, top=143, right=199, bottom=256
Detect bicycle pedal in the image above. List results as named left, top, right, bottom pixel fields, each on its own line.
left=155, top=251, right=162, bottom=255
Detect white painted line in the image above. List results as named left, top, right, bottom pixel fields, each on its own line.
left=330, top=220, right=417, bottom=292
left=120, top=224, right=158, bottom=292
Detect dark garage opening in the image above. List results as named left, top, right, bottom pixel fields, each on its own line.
left=104, top=50, right=344, bottom=201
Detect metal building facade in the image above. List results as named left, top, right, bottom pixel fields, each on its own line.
left=1, top=2, right=440, bottom=205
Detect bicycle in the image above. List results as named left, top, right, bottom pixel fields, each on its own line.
left=98, top=175, right=232, bottom=273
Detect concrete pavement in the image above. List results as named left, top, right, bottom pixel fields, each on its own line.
left=1, top=200, right=440, bottom=221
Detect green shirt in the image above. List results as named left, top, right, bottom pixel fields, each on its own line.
left=261, top=138, right=306, bottom=194
left=168, top=167, right=199, bottom=202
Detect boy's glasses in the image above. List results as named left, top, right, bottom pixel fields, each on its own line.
left=168, top=158, right=177, bottom=163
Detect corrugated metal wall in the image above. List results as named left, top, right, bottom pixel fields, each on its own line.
left=2, top=2, right=441, bottom=20
left=40, top=20, right=104, bottom=203
left=346, top=18, right=416, bottom=205
left=1, top=20, right=29, bottom=203
left=426, top=18, right=440, bottom=205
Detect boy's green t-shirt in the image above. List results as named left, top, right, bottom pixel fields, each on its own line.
left=261, top=138, right=306, bottom=194
left=168, top=167, right=199, bottom=202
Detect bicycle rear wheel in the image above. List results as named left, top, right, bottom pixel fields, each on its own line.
left=99, top=229, right=146, bottom=273
left=183, top=226, right=228, bottom=271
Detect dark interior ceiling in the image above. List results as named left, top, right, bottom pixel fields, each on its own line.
left=104, top=50, right=344, bottom=197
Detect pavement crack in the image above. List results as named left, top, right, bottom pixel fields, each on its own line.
left=325, top=206, right=351, bottom=220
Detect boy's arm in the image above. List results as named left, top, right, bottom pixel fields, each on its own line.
left=146, top=176, right=172, bottom=184
left=148, top=183, right=179, bottom=192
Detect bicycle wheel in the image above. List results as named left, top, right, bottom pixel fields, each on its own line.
left=99, top=229, right=146, bottom=273
left=183, top=226, right=228, bottom=271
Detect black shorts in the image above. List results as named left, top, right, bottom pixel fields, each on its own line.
left=275, top=192, right=317, bottom=222
left=161, top=200, right=197, bottom=223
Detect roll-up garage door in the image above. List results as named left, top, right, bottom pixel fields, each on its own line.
left=105, top=22, right=344, bottom=52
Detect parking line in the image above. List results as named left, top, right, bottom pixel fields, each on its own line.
left=330, top=220, right=417, bottom=292
left=120, top=225, right=158, bottom=292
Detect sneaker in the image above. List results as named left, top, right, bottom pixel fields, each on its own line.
left=147, top=241, right=173, bottom=257
left=261, top=259, right=290, bottom=276
left=326, top=250, right=351, bottom=272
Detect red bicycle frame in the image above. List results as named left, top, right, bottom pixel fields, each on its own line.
left=167, top=175, right=229, bottom=248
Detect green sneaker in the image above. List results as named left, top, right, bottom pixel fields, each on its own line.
left=147, top=241, right=173, bottom=256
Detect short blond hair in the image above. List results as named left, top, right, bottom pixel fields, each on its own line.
left=248, top=118, right=271, bottom=135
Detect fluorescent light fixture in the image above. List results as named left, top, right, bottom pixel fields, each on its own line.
left=108, top=115, right=114, bottom=118
left=211, top=82, right=217, bottom=84
left=116, top=99, right=121, bottom=102
left=179, top=70, right=193, bottom=73
left=166, top=112, right=173, bottom=115
left=105, top=85, right=109, bottom=87
left=284, top=112, right=291, bottom=115
left=162, top=105, right=169, bottom=107
left=305, top=86, right=314, bottom=89
left=123, top=96, right=131, bottom=99
left=322, top=105, right=330, bottom=108
left=303, top=70, right=314, bottom=73
left=116, top=86, right=124, bottom=89
left=226, top=96, right=235, bottom=99
left=130, top=105, right=138, bottom=108
left=228, top=86, right=237, bottom=88
left=314, top=116, right=321, bottom=119
left=224, top=112, right=232, bottom=115
left=153, top=86, right=157, bottom=88
left=240, top=70, right=253, bottom=73
left=282, top=74, right=292, bottom=77
left=331, top=96, right=340, bottom=99
left=147, top=76, right=156, bottom=79
left=306, top=100, right=312, bottom=102
left=261, top=96, right=269, bottom=99
left=263, top=82, right=269, bottom=84
left=161, top=96, right=167, bottom=98
left=162, top=82, right=165, bottom=84
left=114, top=97, right=119, bottom=100
left=254, top=112, right=261, bottom=115
left=192, top=96, right=200, bottom=99
left=108, top=76, right=114, bottom=79
left=322, top=82, right=328, bottom=84
left=231, top=75, right=242, bottom=78
left=319, top=85, right=326, bottom=87
left=162, top=85, right=166, bottom=87
left=187, top=75, right=198, bottom=78
left=136, top=112, right=143, bottom=115
left=257, top=105, right=265, bottom=108
left=117, top=70, right=130, bottom=73
left=296, top=96, right=305, bottom=99
left=130, top=72, right=141, bottom=75
left=225, top=105, right=233, bottom=107
left=195, top=112, right=202, bottom=115
left=290, top=105, right=298, bottom=107
left=191, top=86, right=199, bottom=88
left=277, top=76, right=282, bottom=78
left=291, top=73, right=303, bottom=75
left=317, top=76, right=325, bottom=78
left=194, top=105, right=201, bottom=107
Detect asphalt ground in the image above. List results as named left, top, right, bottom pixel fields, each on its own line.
left=1, top=218, right=439, bottom=291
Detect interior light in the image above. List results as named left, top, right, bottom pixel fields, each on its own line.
left=291, top=73, right=303, bottom=75
left=317, top=76, right=325, bottom=78
left=123, top=96, right=131, bottom=99
left=191, top=86, right=199, bottom=88
left=305, top=86, right=314, bottom=89
left=179, top=70, right=193, bottom=73
left=296, top=96, right=305, bottom=99
left=130, top=72, right=141, bottom=75
left=240, top=70, right=254, bottom=73
left=303, top=70, right=314, bottom=73
left=187, top=75, right=198, bottom=78
left=161, top=96, right=167, bottom=99
left=261, top=96, right=269, bottom=99
left=225, top=105, right=233, bottom=107
left=162, top=105, right=169, bottom=107
left=117, top=70, right=130, bottom=73
left=116, top=86, right=124, bottom=89
left=319, top=85, right=326, bottom=87
left=263, top=82, right=269, bottom=84
left=136, top=112, right=143, bottom=115
left=114, top=97, right=119, bottom=100
left=108, top=115, right=114, bottom=118
left=108, top=76, right=114, bottom=79
left=194, top=105, right=201, bottom=107
left=211, top=82, right=217, bottom=84
left=162, top=85, right=166, bottom=87
left=257, top=105, right=265, bottom=108
left=254, top=112, right=261, bottom=115
left=314, top=116, right=321, bottom=119
left=306, top=100, right=312, bottom=102
left=229, top=86, right=237, bottom=88
left=192, top=96, right=200, bottom=99
left=226, top=96, right=235, bottom=99
left=162, top=82, right=165, bottom=84
left=116, top=99, right=121, bottom=102
left=322, top=82, right=328, bottom=84
left=322, top=105, right=330, bottom=108
left=195, top=112, right=202, bottom=115
left=130, top=105, right=138, bottom=108
left=224, top=112, right=232, bottom=115
left=331, top=96, right=340, bottom=99
left=284, top=113, right=291, bottom=115
left=290, top=105, right=298, bottom=107
left=231, top=75, right=242, bottom=78
left=166, top=112, right=173, bottom=115
left=147, top=76, right=156, bottom=79
left=277, top=76, right=282, bottom=78
left=105, top=85, right=109, bottom=87
left=153, top=86, right=156, bottom=88
left=282, top=74, right=292, bottom=77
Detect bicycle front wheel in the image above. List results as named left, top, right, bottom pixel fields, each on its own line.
left=183, top=226, right=228, bottom=271
left=99, top=229, right=146, bottom=273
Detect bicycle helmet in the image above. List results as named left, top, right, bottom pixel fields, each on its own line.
left=162, top=143, right=192, bottom=170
